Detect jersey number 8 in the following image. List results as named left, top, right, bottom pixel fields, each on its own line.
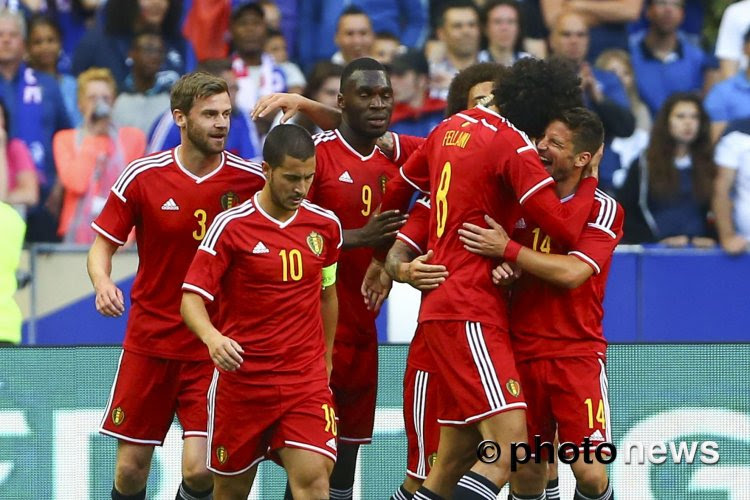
left=435, top=162, right=451, bottom=238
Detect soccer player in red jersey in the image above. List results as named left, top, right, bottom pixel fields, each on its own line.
left=87, top=72, right=265, bottom=500
left=306, top=57, right=413, bottom=499
left=372, top=58, right=598, bottom=499
left=180, top=124, right=342, bottom=499
left=460, top=108, right=622, bottom=500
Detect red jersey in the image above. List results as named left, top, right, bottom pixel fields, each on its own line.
left=182, top=194, right=342, bottom=384
left=92, top=149, right=265, bottom=360
left=308, top=129, right=406, bottom=341
left=399, top=105, right=597, bottom=328
left=510, top=189, right=624, bottom=362
left=396, top=196, right=430, bottom=255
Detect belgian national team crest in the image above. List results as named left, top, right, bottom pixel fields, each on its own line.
left=506, top=379, right=521, bottom=397
left=221, top=191, right=240, bottom=210
left=216, top=446, right=228, bottom=464
left=379, top=174, right=388, bottom=193
left=307, top=231, right=324, bottom=256
left=112, top=407, right=125, bottom=426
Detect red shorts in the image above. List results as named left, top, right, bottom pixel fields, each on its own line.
left=207, top=370, right=337, bottom=475
left=100, top=350, right=213, bottom=445
left=517, top=355, right=611, bottom=459
left=422, top=321, right=526, bottom=425
left=329, top=336, right=377, bottom=443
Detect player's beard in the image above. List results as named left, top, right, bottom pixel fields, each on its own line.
left=186, top=120, right=226, bottom=156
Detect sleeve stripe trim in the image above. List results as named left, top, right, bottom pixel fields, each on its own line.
left=594, top=190, right=617, bottom=229
left=519, top=177, right=554, bottom=205
left=455, top=112, right=478, bottom=123
left=397, top=232, right=424, bottom=254
left=112, top=151, right=173, bottom=195
left=392, top=132, right=402, bottom=163
left=587, top=222, right=617, bottom=239
left=225, top=160, right=265, bottom=178
left=91, top=222, right=126, bottom=246
left=415, top=197, right=431, bottom=209
left=202, top=202, right=256, bottom=251
left=516, top=144, right=536, bottom=154
left=480, top=118, right=498, bottom=132
left=569, top=251, right=601, bottom=275
left=182, top=283, right=215, bottom=302
left=301, top=201, right=344, bottom=248
left=399, top=166, right=429, bottom=194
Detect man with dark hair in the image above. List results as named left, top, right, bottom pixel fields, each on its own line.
left=87, top=71, right=265, bottom=500
left=389, top=49, right=447, bottom=136
left=429, top=1, right=481, bottom=100
left=458, top=108, right=621, bottom=500
left=374, top=57, right=598, bottom=500
left=333, top=6, right=376, bottom=65
left=445, top=62, right=506, bottom=116
left=181, top=123, right=342, bottom=500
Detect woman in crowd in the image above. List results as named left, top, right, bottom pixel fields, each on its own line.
left=53, top=68, right=145, bottom=244
left=0, top=99, right=39, bottom=212
left=618, top=92, right=716, bottom=247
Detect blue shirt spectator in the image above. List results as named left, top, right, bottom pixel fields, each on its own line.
left=704, top=72, right=750, bottom=124
left=629, top=31, right=717, bottom=116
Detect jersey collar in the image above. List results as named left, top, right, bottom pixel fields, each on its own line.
left=334, top=129, right=378, bottom=161
left=253, top=192, right=299, bottom=228
left=173, top=146, right=226, bottom=184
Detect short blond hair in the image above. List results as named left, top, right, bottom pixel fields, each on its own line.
left=170, top=71, right=229, bottom=114
left=76, top=67, right=117, bottom=103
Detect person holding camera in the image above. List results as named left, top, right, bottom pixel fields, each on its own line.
left=53, top=68, right=145, bottom=244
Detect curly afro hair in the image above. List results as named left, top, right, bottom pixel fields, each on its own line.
left=493, top=57, right=583, bottom=139
left=445, top=62, right=508, bottom=116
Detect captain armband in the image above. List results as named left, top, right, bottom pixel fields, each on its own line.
left=322, top=263, right=338, bottom=289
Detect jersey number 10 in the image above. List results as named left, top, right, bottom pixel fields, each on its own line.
left=279, top=249, right=303, bottom=281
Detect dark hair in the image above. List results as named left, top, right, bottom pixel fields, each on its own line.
left=483, top=0, right=524, bottom=54
left=375, top=31, right=400, bottom=42
left=446, top=62, right=507, bottom=116
left=340, top=57, right=386, bottom=89
left=231, top=2, right=264, bottom=23
left=263, top=124, right=315, bottom=167
left=105, top=0, right=183, bottom=39
left=337, top=5, right=370, bottom=31
left=439, top=0, right=480, bottom=28
left=197, top=58, right=233, bottom=76
left=131, top=26, right=164, bottom=49
left=493, top=57, right=583, bottom=139
left=170, top=71, right=229, bottom=113
left=553, top=107, right=604, bottom=155
left=646, top=92, right=714, bottom=202
left=266, top=27, right=284, bottom=39
left=27, top=14, right=62, bottom=41
left=304, top=61, right=344, bottom=100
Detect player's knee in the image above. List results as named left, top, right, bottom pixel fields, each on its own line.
left=403, top=476, right=423, bottom=494
left=182, top=464, right=212, bottom=491
left=115, top=459, right=150, bottom=490
left=291, top=461, right=331, bottom=495
left=511, top=462, right=546, bottom=495
left=573, top=464, right=608, bottom=494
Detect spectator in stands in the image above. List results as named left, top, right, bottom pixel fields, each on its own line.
left=26, top=15, right=80, bottom=127
left=0, top=8, right=71, bottom=242
left=517, top=0, right=549, bottom=59
left=331, top=6, right=376, bottom=66
left=628, top=0, right=719, bottom=118
left=541, top=0, right=644, bottom=61
left=229, top=3, right=287, bottom=116
left=704, top=27, right=750, bottom=142
left=112, top=29, right=177, bottom=135
left=147, top=58, right=261, bottom=160
left=713, top=117, right=750, bottom=254
left=72, top=0, right=195, bottom=88
left=53, top=68, right=145, bottom=244
left=618, top=92, right=716, bottom=247
left=293, top=61, right=343, bottom=135
left=372, top=31, right=403, bottom=64
left=596, top=49, right=651, bottom=180
left=548, top=11, right=635, bottom=192
left=715, top=0, right=750, bottom=80
left=429, top=1, right=481, bottom=100
left=0, top=200, right=24, bottom=346
left=259, top=0, right=283, bottom=31
left=629, top=0, right=704, bottom=45
left=0, top=98, right=38, bottom=211
left=389, top=49, right=446, bottom=136
left=265, top=28, right=306, bottom=94
left=478, top=0, right=532, bottom=66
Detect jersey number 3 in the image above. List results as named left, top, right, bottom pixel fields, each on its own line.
left=193, top=209, right=207, bottom=241
left=435, top=162, right=451, bottom=238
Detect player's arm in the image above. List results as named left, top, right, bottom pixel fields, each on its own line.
left=385, top=244, right=448, bottom=291
left=320, top=269, right=338, bottom=379
left=181, top=293, right=244, bottom=371
left=252, top=93, right=341, bottom=130
left=87, top=235, right=125, bottom=317
left=713, top=166, right=748, bottom=254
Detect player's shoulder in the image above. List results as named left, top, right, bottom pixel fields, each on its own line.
left=200, top=199, right=257, bottom=253
left=312, top=129, right=338, bottom=148
left=224, top=151, right=264, bottom=179
left=300, top=200, right=342, bottom=231
left=112, top=149, right=174, bottom=198
left=588, top=188, right=624, bottom=236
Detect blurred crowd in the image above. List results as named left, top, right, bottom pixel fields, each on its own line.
left=0, top=0, right=749, bottom=255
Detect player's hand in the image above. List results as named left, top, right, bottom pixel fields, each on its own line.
left=660, top=235, right=690, bottom=248
left=405, top=250, right=449, bottom=291
left=94, top=277, right=125, bottom=317
left=376, top=132, right=395, bottom=159
left=206, top=332, right=244, bottom=371
left=491, top=261, right=522, bottom=286
left=458, top=215, right=510, bottom=258
left=583, top=144, right=603, bottom=180
left=360, top=209, right=408, bottom=248
left=361, top=260, right=392, bottom=313
left=720, top=234, right=748, bottom=255
left=252, top=93, right=306, bottom=123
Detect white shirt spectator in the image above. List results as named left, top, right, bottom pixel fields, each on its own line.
left=715, top=0, right=750, bottom=72
left=714, top=122, right=750, bottom=240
